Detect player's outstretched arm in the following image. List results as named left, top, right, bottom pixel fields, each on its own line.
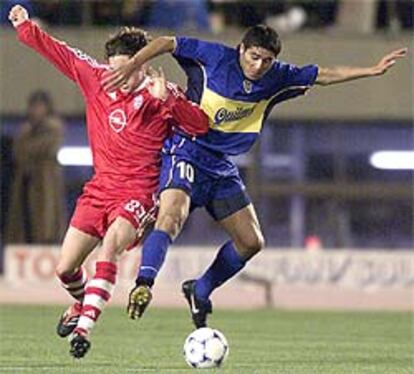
left=9, top=4, right=99, bottom=86
left=102, top=36, right=176, bottom=92
left=316, top=48, right=407, bottom=86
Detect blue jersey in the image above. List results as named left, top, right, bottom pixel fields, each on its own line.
left=173, top=37, right=319, bottom=156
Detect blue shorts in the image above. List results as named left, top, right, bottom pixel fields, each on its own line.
left=159, top=134, right=251, bottom=221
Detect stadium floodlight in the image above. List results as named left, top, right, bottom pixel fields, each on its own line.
left=369, top=151, right=414, bottom=170
left=57, top=146, right=93, bottom=166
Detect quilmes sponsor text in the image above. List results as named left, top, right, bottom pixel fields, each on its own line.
left=214, top=106, right=254, bottom=125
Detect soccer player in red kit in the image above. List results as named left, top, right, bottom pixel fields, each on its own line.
left=9, top=5, right=208, bottom=359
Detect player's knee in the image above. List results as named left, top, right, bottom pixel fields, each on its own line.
left=239, top=232, right=265, bottom=259
left=155, top=210, right=187, bottom=239
left=101, top=220, right=136, bottom=259
left=55, top=264, right=77, bottom=280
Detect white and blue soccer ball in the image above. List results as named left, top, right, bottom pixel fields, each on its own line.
left=183, top=327, right=229, bottom=369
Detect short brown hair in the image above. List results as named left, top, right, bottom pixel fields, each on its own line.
left=105, top=27, right=151, bottom=59
left=241, top=25, right=281, bottom=57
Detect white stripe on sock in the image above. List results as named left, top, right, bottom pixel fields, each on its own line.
left=60, top=268, right=88, bottom=289
left=87, top=279, right=115, bottom=294
left=77, top=315, right=95, bottom=332
left=83, top=293, right=106, bottom=310
left=60, top=277, right=86, bottom=289
left=70, top=288, right=85, bottom=297
left=140, top=266, right=158, bottom=275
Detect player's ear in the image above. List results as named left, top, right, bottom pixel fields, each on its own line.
left=240, top=43, right=246, bottom=54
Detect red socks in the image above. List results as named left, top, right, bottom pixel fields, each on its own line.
left=74, top=261, right=117, bottom=337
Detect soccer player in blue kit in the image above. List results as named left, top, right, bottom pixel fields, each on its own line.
left=103, top=25, right=407, bottom=328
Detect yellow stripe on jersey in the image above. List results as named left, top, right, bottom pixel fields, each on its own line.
left=200, top=87, right=269, bottom=134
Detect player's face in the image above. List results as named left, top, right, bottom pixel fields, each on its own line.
left=109, top=55, right=145, bottom=92
left=239, top=44, right=276, bottom=80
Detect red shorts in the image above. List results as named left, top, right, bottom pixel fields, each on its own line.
left=70, top=186, right=158, bottom=247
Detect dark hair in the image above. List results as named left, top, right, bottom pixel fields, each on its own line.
left=241, top=25, right=281, bottom=56
left=27, top=90, right=53, bottom=114
left=105, top=27, right=151, bottom=59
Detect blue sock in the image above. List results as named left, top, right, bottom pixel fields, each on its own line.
left=136, top=229, right=172, bottom=287
left=195, top=241, right=246, bottom=301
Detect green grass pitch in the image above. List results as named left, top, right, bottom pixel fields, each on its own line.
left=0, top=305, right=412, bottom=373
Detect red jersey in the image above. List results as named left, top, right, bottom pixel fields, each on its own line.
left=16, top=20, right=208, bottom=199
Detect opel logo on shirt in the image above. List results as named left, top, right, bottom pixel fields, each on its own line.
left=109, top=109, right=127, bottom=133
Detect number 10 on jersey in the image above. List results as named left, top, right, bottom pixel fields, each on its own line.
left=177, top=161, right=195, bottom=183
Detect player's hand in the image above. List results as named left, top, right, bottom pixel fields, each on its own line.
left=372, top=48, right=407, bottom=75
left=8, top=5, right=29, bottom=28
left=102, top=59, right=137, bottom=92
left=147, top=67, right=169, bottom=101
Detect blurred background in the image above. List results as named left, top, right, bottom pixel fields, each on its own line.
left=0, top=0, right=414, bottom=310
left=2, top=0, right=413, bottom=249
left=0, top=5, right=413, bottom=373
left=0, top=0, right=413, bottom=309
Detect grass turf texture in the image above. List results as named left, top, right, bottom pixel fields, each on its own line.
left=0, top=306, right=412, bottom=373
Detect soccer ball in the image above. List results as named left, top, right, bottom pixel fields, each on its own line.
left=183, top=327, right=229, bottom=369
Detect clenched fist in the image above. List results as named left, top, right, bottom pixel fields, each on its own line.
left=8, top=5, right=29, bottom=28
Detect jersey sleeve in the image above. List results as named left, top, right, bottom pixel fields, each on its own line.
left=173, top=37, right=224, bottom=67
left=16, top=20, right=103, bottom=98
left=278, top=62, right=319, bottom=87
left=163, top=83, right=209, bottom=136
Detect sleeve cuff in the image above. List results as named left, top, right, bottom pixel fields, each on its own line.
left=172, top=36, right=183, bottom=57
left=310, top=65, right=319, bottom=86
left=16, top=19, right=31, bottom=32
